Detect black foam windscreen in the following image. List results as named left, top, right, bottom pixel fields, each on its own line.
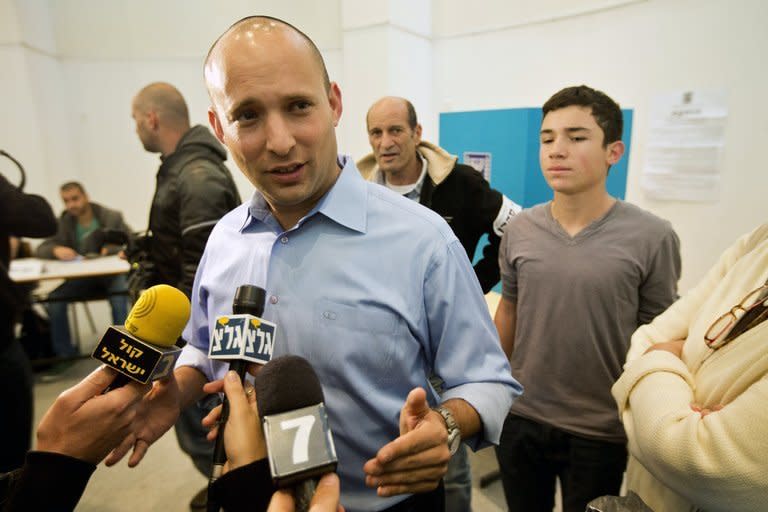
left=232, top=285, right=266, bottom=316
left=255, top=355, right=325, bottom=416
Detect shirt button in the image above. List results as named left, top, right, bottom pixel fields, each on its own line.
left=280, top=236, right=288, bottom=244
left=269, top=295, right=278, bottom=304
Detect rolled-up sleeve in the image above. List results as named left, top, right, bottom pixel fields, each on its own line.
left=426, top=239, right=522, bottom=449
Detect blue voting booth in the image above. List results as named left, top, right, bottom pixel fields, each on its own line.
left=439, top=107, right=633, bottom=291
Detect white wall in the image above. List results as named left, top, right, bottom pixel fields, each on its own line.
left=339, top=0, right=434, bottom=159
left=50, top=0, right=343, bottom=228
left=0, top=0, right=68, bottom=202
left=52, top=0, right=341, bottom=59
left=434, top=0, right=768, bottom=291
left=3, top=0, right=766, bottom=292
left=2, top=0, right=341, bottom=229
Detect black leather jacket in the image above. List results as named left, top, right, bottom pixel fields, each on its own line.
left=147, top=125, right=241, bottom=298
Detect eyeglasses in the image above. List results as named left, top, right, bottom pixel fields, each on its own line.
left=704, top=283, right=768, bottom=350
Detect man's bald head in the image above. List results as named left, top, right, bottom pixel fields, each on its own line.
left=204, top=16, right=330, bottom=94
left=367, top=96, right=419, bottom=130
left=132, top=82, right=190, bottom=128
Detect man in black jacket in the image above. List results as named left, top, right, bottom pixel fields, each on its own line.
left=131, top=82, right=241, bottom=298
left=359, top=97, right=521, bottom=512
left=131, top=82, right=241, bottom=510
left=36, top=181, right=132, bottom=358
left=358, top=96, right=520, bottom=294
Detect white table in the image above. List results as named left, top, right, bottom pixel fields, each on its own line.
left=10, top=256, right=132, bottom=359
left=9, top=255, right=130, bottom=283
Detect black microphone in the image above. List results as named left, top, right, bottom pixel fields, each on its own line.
left=256, top=355, right=338, bottom=512
left=207, top=285, right=274, bottom=512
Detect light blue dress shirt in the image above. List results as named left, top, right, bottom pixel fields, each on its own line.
left=177, top=155, right=521, bottom=511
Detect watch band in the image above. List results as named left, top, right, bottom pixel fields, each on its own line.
left=433, top=405, right=461, bottom=455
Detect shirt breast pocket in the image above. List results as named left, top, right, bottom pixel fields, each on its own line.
left=310, top=299, right=401, bottom=386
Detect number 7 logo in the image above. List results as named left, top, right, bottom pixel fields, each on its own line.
left=280, top=415, right=316, bottom=464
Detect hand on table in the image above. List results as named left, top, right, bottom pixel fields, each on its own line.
left=53, top=246, right=79, bottom=261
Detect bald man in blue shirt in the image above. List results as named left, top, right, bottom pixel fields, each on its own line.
left=107, top=16, right=521, bottom=512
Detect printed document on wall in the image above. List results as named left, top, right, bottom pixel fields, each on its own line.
left=463, top=152, right=492, bottom=182
left=642, top=90, right=728, bottom=201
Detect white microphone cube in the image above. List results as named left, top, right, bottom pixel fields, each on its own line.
left=263, top=403, right=338, bottom=488
left=209, top=314, right=277, bottom=365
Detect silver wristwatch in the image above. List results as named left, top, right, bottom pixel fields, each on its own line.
left=433, top=405, right=461, bottom=455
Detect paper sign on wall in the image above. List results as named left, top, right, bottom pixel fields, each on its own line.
left=642, top=90, right=728, bottom=202
left=463, top=152, right=492, bottom=182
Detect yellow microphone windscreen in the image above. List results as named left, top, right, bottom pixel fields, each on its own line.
left=124, top=284, right=191, bottom=347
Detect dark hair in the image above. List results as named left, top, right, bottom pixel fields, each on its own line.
left=403, top=99, right=418, bottom=130
left=60, top=181, right=86, bottom=195
left=542, top=85, right=623, bottom=145
left=205, top=15, right=330, bottom=92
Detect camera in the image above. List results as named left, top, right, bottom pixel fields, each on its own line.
left=87, top=228, right=155, bottom=303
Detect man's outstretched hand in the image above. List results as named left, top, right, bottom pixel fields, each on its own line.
left=363, top=387, right=450, bottom=497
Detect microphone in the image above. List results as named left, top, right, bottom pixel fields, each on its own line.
left=256, top=355, right=338, bottom=512
left=91, top=284, right=190, bottom=390
left=208, top=285, right=275, bottom=375
left=207, top=285, right=276, bottom=512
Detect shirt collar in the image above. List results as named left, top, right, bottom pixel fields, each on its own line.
left=241, top=155, right=367, bottom=234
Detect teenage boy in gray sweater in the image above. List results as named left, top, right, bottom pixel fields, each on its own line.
left=494, top=85, right=681, bottom=512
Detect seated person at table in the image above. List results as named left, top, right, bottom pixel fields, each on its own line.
left=36, top=182, right=131, bottom=357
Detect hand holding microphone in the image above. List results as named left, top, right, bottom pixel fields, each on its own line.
left=267, top=473, right=343, bottom=512
left=202, top=371, right=266, bottom=472
left=91, top=284, right=190, bottom=390
left=4, top=367, right=151, bottom=512
left=36, top=366, right=149, bottom=465
left=202, top=356, right=341, bottom=512
left=94, top=284, right=192, bottom=468
left=256, top=355, right=338, bottom=512
left=207, top=284, right=275, bottom=511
